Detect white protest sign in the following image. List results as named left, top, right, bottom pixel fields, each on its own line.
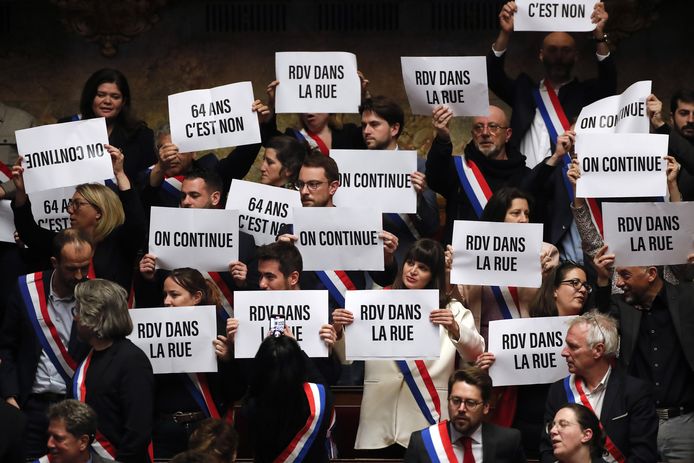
left=168, top=81, right=261, bottom=153
left=233, top=290, right=329, bottom=358
left=576, top=81, right=651, bottom=134
left=16, top=118, right=112, bottom=194
left=344, top=289, right=441, bottom=360
left=401, top=57, right=489, bottom=117
left=332, top=149, right=417, bottom=213
left=0, top=200, right=14, bottom=242
left=128, top=306, right=218, bottom=374
left=450, top=220, right=543, bottom=287
left=149, top=206, right=239, bottom=272
left=488, top=316, right=574, bottom=386
left=29, top=186, right=78, bottom=232
left=514, top=0, right=595, bottom=32
left=275, top=52, right=361, bottom=113
left=226, top=180, right=301, bottom=245
left=603, top=202, right=694, bottom=267
left=575, top=133, right=668, bottom=198
left=294, top=207, right=383, bottom=271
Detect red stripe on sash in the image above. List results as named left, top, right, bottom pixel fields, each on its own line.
left=35, top=276, right=77, bottom=371
left=544, top=82, right=571, bottom=131
left=468, top=160, right=493, bottom=200
left=438, top=422, right=459, bottom=462
left=208, top=271, right=234, bottom=307
left=304, top=129, right=329, bottom=156
left=574, top=378, right=625, bottom=463
left=414, top=360, right=442, bottom=420
left=335, top=271, right=357, bottom=291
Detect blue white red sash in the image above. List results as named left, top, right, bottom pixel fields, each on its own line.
left=274, top=382, right=328, bottom=463
left=421, top=421, right=459, bottom=463
left=0, top=160, right=11, bottom=182
left=203, top=271, right=234, bottom=316
left=19, top=272, right=77, bottom=384
left=183, top=373, right=222, bottom=419
left=489, top=285, right=521, bottom=319
left=294, top=128, right=329, bottom=156
left=453, top=156, right=492, bottom=219
left=563, top=375, right=625, bottom=463
left=73, top=350, right=118, bottom=461
left=315, top=271, right=357, bottom=307
left=396, top=360, right=441, bottom=425
left=147, top=164, right=184, bottom=201
left=386, top=213, right=421, bottom=242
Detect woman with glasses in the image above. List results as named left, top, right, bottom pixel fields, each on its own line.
left=11, top=146, right=146, bottom=291
left=548, top=404, right=607, bottom=463
left=332, top=238, right=485, bottom=455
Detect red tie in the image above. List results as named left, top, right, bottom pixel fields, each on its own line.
left=462, top=436, right=475, bottom=463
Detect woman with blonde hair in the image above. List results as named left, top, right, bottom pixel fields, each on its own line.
left=11, top=146, right=146, bottom=290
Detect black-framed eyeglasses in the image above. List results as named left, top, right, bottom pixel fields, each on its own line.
left=560, top=278, right=592, bottom=294
left=66, top=199, right=94, bottom=212
left=294, top=180, right=328, bottom=191
left=472, top=123, right=507, bottom=135
left=448, top=397, right=484, bottom=410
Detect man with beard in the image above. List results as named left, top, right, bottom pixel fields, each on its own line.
left=593, top=246, right=694, bottom=461
left=487, top=1, right=616, bottom=167
left=0, top=229, right=94, bottom=459
left=405, top=367, right=525, bottom=462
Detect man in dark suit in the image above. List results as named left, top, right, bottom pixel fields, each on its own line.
left=0, top=229, right=93, bottom=458
left=405, top=366, right=526, bottom=463
left=593, top=250, right=694, bottom=461
left=540, top=311, right=658, bottom=462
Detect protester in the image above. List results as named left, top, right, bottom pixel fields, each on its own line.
left=188, top=418, right=238, bottom=463
left=258, top=135, right=310, bottom=188
left=548, top=403, right=607, bottom=463
left=332, top=238, right=485, bottom=455
left=71, top=279, right=153, bottom=463
left=45, top=399, right=108, bottom=463
left=0, top=101, right=36, bottom=199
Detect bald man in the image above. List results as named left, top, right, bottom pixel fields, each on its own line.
left=487, top=1, right=616, bottom=167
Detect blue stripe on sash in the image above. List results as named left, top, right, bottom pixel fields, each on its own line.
left=396, top=360, right=436, bottom=425
left=421, top=427, right=442, bottom=463
left=453, top=157, right=484, bottom=218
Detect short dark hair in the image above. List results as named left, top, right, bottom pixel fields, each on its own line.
left=558, top=403, right=606, bottom=459
left=448, top=366, right=493, bottom=403
left=257, top=241, right=303, bottom=276
left=301, top=154, right=339, bottom=183
left=266, top=136, right=310, bottom=186
left=184, top=168, right=224, bottom=195
left=52, top=228, right=94, bottom=261
left=670, top=89, right=694, bottom=114
left=48, top=399, right=97, bottom=444
left=481, top=187, right=534, bottom=223
left=189, top=418, right=238, bottom=463
left=359, top=95, right=405, bottom=137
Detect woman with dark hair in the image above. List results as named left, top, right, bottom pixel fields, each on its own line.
left=71, top=279, right=153, bottom=463
left=479, top=186, right=534, bottom=223
left=260, top=135, right=310, bottom=188
left=78, top=68, right=156, bottom=182
left=332, top=238, right=484, bottom=454
left=530, top=260, right=592, bottom=318
left=549, top=404, right=607, bottom=463
left=188, top=418, right=238, bottom=463
left=245, top=334, right=333, bottom=462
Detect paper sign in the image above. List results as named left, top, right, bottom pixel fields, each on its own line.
left=450, top=220, right=543, bottom=287
left=29, top=186, right=79, bottom=232
left=16, top=118, right=112, bottom=194
left=0, top=200, right=14, bottom=243
left=233, top=290, right=329, bottom=358
left=576, top=81, right=651, bottom=134
left=332, top=149, right=417, bottom=213
left=275, top=52, right=361, bottom=113
left=226, top=179, right=301, bottom=245
left=149, top=206, right=239, bottom=272
left=344, top=289, right=441, bottom=360
left=575, top=133, right=668, bottom=198
left=128, top=306, right=218, bottom=374
left=488, top=316, right=574, bottom=386
left=603, top=202, right=694, bottom=266
left=514, top=0, right=595, bottom=32
left=401, top=56, right=489, bottom=116
left=168, top=81, right=261, bottom=152
left=293, top=207, right=383, bottom=271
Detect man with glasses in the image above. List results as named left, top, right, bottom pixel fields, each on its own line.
left=405, top=366, right=525, bottom=462
left=0, top=229, right=93, bottom=459
left=540, top=311, right=658, bottom=463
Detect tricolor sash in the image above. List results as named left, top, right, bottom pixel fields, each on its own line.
left=274, top=382, right=328, bottom=463
left=73, top=351, right=118, bottom=461
left=294, top=128, right=329, bottom=156
left=453, top=156, right=492, bottom=219
left=395, top=360, right=441, bottom=425
left=19, top=272, right=77, bottom=384
left=489, top=285, right=521, bottom=320
left=204, top=271, right=234, bottom=316
left=563, top=375, right=625, bottom=463
left=315, top=270, right=357, bottom=307
left=0, top=160, right=11, bottom=182
left=183, top=373, right=222, bottom=419
left=386, top=213, right=421, bottom=242
left=421, top=421, right=459, bottom=463
left=147, top=164, right=184, bottom=201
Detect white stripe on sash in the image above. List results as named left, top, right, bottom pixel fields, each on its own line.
left=274, top=382, right=327, bottom=463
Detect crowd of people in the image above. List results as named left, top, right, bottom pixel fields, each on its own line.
left=1, top=1, right=693, bottom=462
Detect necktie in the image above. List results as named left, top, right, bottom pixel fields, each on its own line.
left=462, top=435, right=475, bottom=463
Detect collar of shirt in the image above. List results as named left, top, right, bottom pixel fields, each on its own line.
left=49, top=271, right=76, bottom=303
left=586, top=366, right=611, bottom=395
left=450, top=421, right=483, bottom=445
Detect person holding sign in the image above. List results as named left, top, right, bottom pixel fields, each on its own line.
left=258, top=135, right=310, bottom=189
left=547, top=403, right=607, bottom=463
left=332, top=239, right=485, bottom=453
left=0, top=101, right=37, bottom=200
left=71, top=279, right=153, bottom=463
left=487, top=1, right=616, bottom=167
left=11, top=145, right=147, bottom=291
left=71, top=68, right=157, bottom=185
left=539, top=311, right=658, bottom=463
left=146, top=268, right=242, bottom=460
left=244, top=333, right=334, bottom=462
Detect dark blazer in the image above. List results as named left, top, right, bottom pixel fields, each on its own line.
left=486, top=50, right=617, bottom=152
left=540, top=369, right=659, bottom=463
left=110, top=124, right=157, bottom=189
left=405, top=422, right=526, bottom=463
left=0, top=401, right=26, bottom=463
left=0, top=271, right=89, bottom=405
